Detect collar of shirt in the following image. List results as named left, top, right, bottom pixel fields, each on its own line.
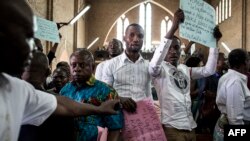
left=164, top=61, right=177, bottom=69
left=72, top=74, right=96, bottom=87
left=120, top=52, right=145, bottom=63
left=228, top=69, right=247, bottom=82
left=86, top=74, right=96, bottom=86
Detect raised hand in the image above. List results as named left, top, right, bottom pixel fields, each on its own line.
left=172, top=8, right=185, bottom=31
left=56, top=22, right=68, bottom=30
left=165, top=9, right=185, bottom=39
left=213, top=26, right=222, bottom=42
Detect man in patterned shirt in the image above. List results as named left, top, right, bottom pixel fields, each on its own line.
left=60, top=49, right=123, bottom=141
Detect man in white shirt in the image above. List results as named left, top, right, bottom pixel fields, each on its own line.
left=214, top=49, right=250, bottom=141
left=102, top=23, right=152, bottom=112
left=95, top=38, right=123, bottom=80
left=149, top=9, right=221, bottom=141
left=0, top=1, right=119, bottom=141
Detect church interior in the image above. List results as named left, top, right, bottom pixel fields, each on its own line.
left=27, top=0, right=250, bottom=70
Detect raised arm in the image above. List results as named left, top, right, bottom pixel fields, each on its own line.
left=48, top=22, right=66, bottom=65
left=191, top=26, right=222, bottom=79
left=47, top=33, right=62, bottom=65
left=149, top=9, right=184, bottom=76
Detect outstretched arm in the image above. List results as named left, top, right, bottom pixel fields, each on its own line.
left=53, top=96, right=119, bottom=116
left=149, top=9, right=184, bottom=76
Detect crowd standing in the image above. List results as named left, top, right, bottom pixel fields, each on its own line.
left=1, top=0, right=250, bottom=141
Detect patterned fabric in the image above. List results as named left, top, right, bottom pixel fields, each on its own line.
left=60, top=75, right=124, bottom=141
left=213, top=120, right=224, bottom=141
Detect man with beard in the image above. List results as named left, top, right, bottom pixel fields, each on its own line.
left=95, top=38, right=123, bottom=80
left=149, top=9, right=222, bottom=141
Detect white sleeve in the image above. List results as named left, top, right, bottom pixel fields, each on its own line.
left=149, top=38, right=172, bottom=77
left=191, top=48, right=218, bottom=79
left=22, top=87, right=57, bottom=126
left=226, top=80, right=245, bottom=125
left=95, top=62, right=105, bottom=81
left=102, top=60, right=114, bottom=86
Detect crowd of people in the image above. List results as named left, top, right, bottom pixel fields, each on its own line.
left=1, top=0, right=250, bottom=141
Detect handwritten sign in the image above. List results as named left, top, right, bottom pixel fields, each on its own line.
left=122, top=98, right=167, bottom=141
left=34, top=17, right=60, bottom=43
left=180, top=0, right=216, bottom=48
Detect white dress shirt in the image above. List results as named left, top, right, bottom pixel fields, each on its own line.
left=216, top=69, right=250, bottom=125
left=0, top=73, right=57, bottom=141
left=149, top=38, right=218, bottom=131
left=95, top=60, right=106, bottom=81
left=102, top=52, right=152, bottom=101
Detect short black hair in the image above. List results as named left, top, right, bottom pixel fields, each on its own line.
left=228, top=49, right=247, bottom=69
left=56, top=61, right=70, bottom=78
left=70, top=48, right=95, bottom=63
left=56, top=61, right=70, bottom=69
left=30, top=51, right=49, bottom=72
left=125, top=23, right=143, bottom=34
left=53, top=66, right=70, bottom=78
left=111, top=38, right=123, bottom=50
left=185, top=56, right=201, bottom=67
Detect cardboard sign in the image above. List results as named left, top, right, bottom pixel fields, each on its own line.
left=180, top=0, right=216, bottom=48
left=34, top=16, right=60, bottom=43
left=122, top=98, right=167, bottom=141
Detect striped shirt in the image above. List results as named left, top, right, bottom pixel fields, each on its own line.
left=95, top=60, right=106, bottom=81
left=102, top=52, right=152, bottom=101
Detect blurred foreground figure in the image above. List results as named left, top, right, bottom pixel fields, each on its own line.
left=0, top=1, right=120, bottom=141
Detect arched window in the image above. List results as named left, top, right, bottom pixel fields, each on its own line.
left=116, top=18, right=122, bottom=41
left=216, top=0, right=232, bottom=24
left=161, top=20, right=166, bottom=40
left=139, top=2, right=152, bottom=51
left=160, top=16, right=172, bottom=40
left=116, top=14, right=129, bottom=42
left=229, top=0, right=231, bottom=17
